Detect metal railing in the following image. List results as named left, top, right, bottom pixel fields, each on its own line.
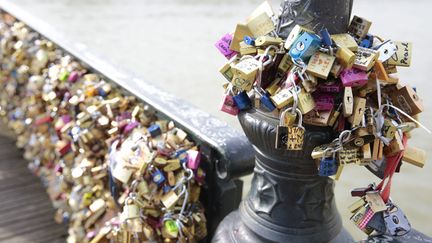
left=0, top=0, right=255, bottom=239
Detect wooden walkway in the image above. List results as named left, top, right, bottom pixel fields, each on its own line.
left=0, top=126, right=66, bottom=242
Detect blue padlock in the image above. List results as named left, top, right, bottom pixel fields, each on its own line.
left=360, top=34, right=374, bottom=48
left=289, top=32, right=321, bottom=61
left=255, top=87, right=276, bottom=111
left=318, top=156, right=338, bottom=177
left=319, top=28, right=333, bottom=47
left=243, top=35, right=255, bottom=46
left=148, top=124, right=162, bottom=137
left=233, top=91, right=252, bottom=111
left=152, top=169, right=166, bottom=186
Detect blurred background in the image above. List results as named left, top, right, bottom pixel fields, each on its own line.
left=6, top=0, right=432, bottom=240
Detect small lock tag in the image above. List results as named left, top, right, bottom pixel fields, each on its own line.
left=313, top=93, right=334, bottom=111
left=219, top=62, right=234, bottom=82
left=375, top=40, right=398, bottom=62
left=343, top=87, right=354, bottom=117
left=348, top=97, right=366, bottom=128
left=289, top=32, right=321, bottom=61
left=246, top=12, right=275, bottom=37
left=161, top=190, right=179, bottom=209
left=384, top=203, right=411, bottom=236
left=348, top=16, right=372, bottom=39
left=122, top=199, right=140, bottom=221
left=354, top=47, right=379, bottom=71
left=270, top=88, right=294, bottom=109
left=232, top=58, right=261, bottom=83
left=306, top=52, right=336, bottom=79
left=340, top=68, right=369, bottom=87
left=230, top=24, right=253, bottom=52
left=215, top=33, right=237, bottom=59
left=239, top=41, right=257, bottom=55
left=388, top=41, right=412, bottom=67
left=402, top=146, right=426, bottom=168
left=335, top=46, right=356, bottom=69
left=365, top=191, right=387, bottom=213
left=390, top=85, right=423, bottom=116
left=338, top=148, right=362, bottom=165
left=287, top=108, right=305, bottom=150
left=332, top=33, right=359, bottom=51
left=318, top=152, right=338, bottom=177
left=297, top=88, right=315, bottom=114
left=284, top=25, right=314, bottom=50
left=219, top=86, right=239, bottom=116
left=303, top=110, right=332, bottom=127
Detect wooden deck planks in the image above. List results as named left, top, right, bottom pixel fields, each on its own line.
left=0, top=132, right=67, bottom=243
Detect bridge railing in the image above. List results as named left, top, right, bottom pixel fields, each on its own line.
left=0, top=0, right=255, bottom=238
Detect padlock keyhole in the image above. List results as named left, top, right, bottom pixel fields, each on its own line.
left=392, top=215, right=399, bottom=224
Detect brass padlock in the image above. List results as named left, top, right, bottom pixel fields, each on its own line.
left=331, top=33, right=358, bottom=51
left=387, top=41, right=412, bottom=67
left=348, top=16, right=372, bottom=39
left=353, top=47, right=379, bottom=71
left=348, top=97, right=366, bottom=128
left=306, top=52, right=336, bottom=79
left=297, top=88, right=316, bottom=114
left=287, top=108, right=305, bottom=150
left=390, top=85, right=423, bottom=116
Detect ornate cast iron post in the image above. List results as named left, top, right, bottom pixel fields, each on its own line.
left=213, top=0, right=354, bottom=242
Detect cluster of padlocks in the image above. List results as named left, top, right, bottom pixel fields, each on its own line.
left=0, top=12, right=207, bottom=243
left=216, top=2, right=427, bottom=237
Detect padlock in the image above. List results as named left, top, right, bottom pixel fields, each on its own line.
left=275, top=107, right=294, bottom=149
left=161, top=190, right=179, bottom=209
left=365, top=191, right=387, bottom=213
left=331, top=33, right=358, bottom=52
left=254, top=87, right=276, bottom=111
left=340, top=68, right=369, bottom=87
left=402, top=146, right=426, bottom=168
left=187, top=150, right=201, bottom=170
left=219, top=86, right=239, bottom=116
left=383, top=131, right=405, bottom=156
left=317, top=81, right=341, bottom=93
left=151, top=168, right=166, bottom=186
left=219, top=62, right=234, bottom=82
left=318, top=152, right=338, bottom=177
left=163, top=219, right=179, bottom=238
left=270, top=88, right=294, bottom=109
left=303, top=110, right=332, bottom=127
left=229, top=24, right=253, bottom=52
left=383, top=203, right=411, bottom=236
left=313, top=93, right=334, bottom=111
left=233, top=91, right=252, bottom=111
left=277, top=53, right=293, bottom=73
left=254, top=36, right=283, bottom=47
left=390, top=85, right=423, bottom=116
left=243, top=36, right=255, bottom=46
left=335, top=46, right=355, bottom=69
left=287, top=108, right=305, bottom=150
left=215, top=33, right=237, bottom=59
left=348, top=15, right=372, bottom=39
left=231, top=74, right=253, bottom=92
left=306, top=52, right=336, bottom=79
left=359, top=34, right=374, bottom=48
left=284, top=25, right=314, bottom=50
left=348, top=97, right=366, bottom=127
left=343, top=87, right=354, bottom=117
left=148, top=124, right=162, bottom=138
left=338, top=148, right=361, bottom=165
left=122, top=198, right=140, bottom=221
left=387, top=41, right=412, bottom=67
left=353, top=47, right=379, bottom=71
left=375, top=40, right=398, bottom=62
left=246, top=12, right=275, bottom=37
left=319, top=28, right=333, bottom=47
left=300, top=73, right=318, bottom=93
left=289, top=32, right=321, bottom=62
left=239, top=41, right=257, bottom=56
left=382, top=119, right=397, bottom=140
left=297, top=88, right=315, bottom=114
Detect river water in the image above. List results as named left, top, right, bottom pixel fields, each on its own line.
left=3, top=0, right=432, bottom=240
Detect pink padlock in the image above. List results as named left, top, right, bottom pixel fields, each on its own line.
left=219, top=93, right=239, bottom=116
left=187, top=150, right=201, bottom=170
left=340, top=68, right=369, bottom=87
left=313, top=93, right=334, bottom=111
left=215, top=33, right=237, bottom=59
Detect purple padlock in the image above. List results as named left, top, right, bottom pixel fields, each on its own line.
left=215, top=33, right=237, bottom=59
left=340, top=68, right=369, bottom=87
left=318, top=82, right=341, bottom=93
left=313, top=93, right=334, bottom=111
left=187, top=150, right=201, bottom=170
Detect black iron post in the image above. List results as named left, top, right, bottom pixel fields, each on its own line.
left=213, top=1, right=354, bottom=242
